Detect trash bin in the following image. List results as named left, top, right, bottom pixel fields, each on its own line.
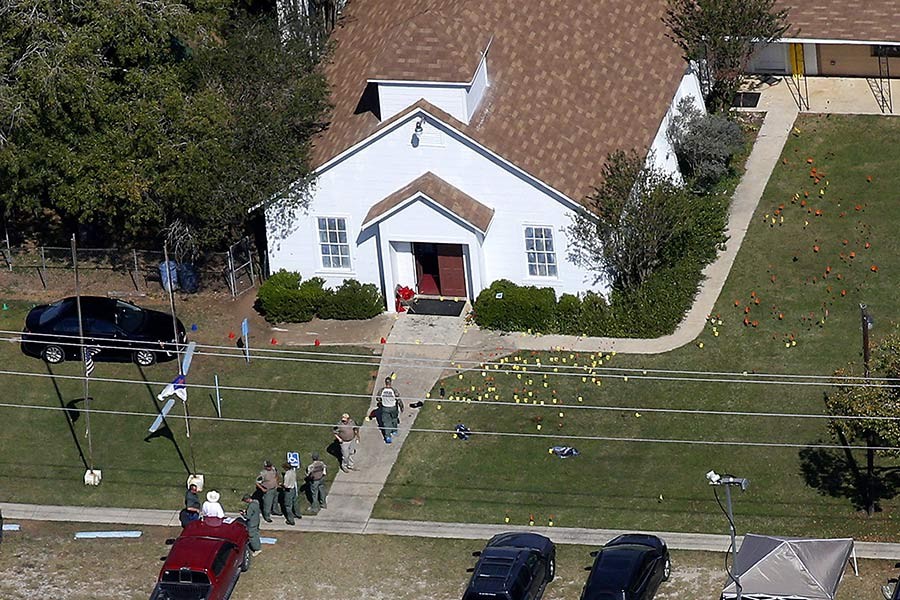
left=178, top=263, right=200, bottom=293
left=159, top=261, right=179, bottom=292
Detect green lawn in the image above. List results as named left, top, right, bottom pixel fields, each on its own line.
left=0, top=300, right=374, bottom=511
left=377, top=114, right=900, bottom=540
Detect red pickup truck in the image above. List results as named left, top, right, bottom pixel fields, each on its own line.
left=150, top=517, right=251, bottom=600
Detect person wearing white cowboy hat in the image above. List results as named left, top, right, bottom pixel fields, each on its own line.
left=202, top=490, right=225, bottom=518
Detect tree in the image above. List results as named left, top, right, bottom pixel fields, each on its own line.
left=666, top=97, right=744, bottom=191
left=567, top=150, right=697, bottom=291
left=663, top=0, right=789, bottom=112
left=0, top=1, right=330, bottom=250
left=826, top=333, right=900, bottom=516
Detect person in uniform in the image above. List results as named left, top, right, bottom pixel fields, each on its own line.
left=377, top=377, right=401, bottom=442
left=280, top=461, right=301, bottom=525
left=255, top=460, right=279, bottom=523
left=306, top=452, right=328, bottom=514
left=240, top=494, right=262, bottom=556
left=332, top=413, right=359, bottom=472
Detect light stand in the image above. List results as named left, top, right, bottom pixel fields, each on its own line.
left=707, top=470, right=749, bottom=600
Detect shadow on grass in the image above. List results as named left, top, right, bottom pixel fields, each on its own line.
left=44, top=363, right=88, bottom=470
left=799, top=440, right=900, bottom=512
left=136, top=366, right=191, bottom=475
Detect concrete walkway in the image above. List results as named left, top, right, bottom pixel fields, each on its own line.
left=4, top=501, right=900, bottom=560
left=316, top=312, right=465, bottom=524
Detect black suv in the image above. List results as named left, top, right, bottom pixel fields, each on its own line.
left=580, top=533, right=670, bottom=600
left=462, top=532, right=556, bottom=600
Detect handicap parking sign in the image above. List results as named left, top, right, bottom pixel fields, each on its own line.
left=286, top=452, right=300, bottom=467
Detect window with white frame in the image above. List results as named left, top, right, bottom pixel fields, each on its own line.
left=524, top=226, right=557, bottom=277
left=318, top=217, right=351, bottom=269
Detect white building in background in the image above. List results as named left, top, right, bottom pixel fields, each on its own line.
left=266, top=0, right=704, bottom=310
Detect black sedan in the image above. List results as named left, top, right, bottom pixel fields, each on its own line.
left=21, top=297, right=186, bottom=367
left=580, top=534, right=670, bottom=600
left=463, top=532, right=556, bottom=600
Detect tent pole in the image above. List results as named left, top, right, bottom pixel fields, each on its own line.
left=725, top=484, right=742, bottom=600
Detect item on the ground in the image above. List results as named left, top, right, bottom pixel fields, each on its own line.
left=260, top=537, right=278, bottom=544
left=407, top=298, right=467, bottom=316
left=550, top=445, right=580, bottom=458
left=2, top=523, right=20, bottom=531
left=74, top=531, right=142, bottom=539
left=454, top=424, right=471, bottom=440
left=409, top=401, right=424, bottom=408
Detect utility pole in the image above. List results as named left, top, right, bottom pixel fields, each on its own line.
left=860, top=303, right=876, bottom=516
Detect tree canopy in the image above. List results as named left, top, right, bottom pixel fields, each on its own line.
left=567, top=150, right=701, bottom=291
left=663, top=0, right=789, bottom=112
left=0, top=0, right=331, bottom=250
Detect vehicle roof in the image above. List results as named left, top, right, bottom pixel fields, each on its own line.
left=606, top=534, right=665, bottom=551
left=585, top=545, right=655, bottom=592
left=486, top=531, right=553, bottom=553
left=163, top=519, right=246, bottom=573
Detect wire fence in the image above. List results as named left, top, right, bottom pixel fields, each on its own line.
left=0, top=239, right=261, bottom=298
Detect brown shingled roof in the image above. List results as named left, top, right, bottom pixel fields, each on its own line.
left=363, top=171, right=494, bottom=233
left=313, top=0, right=687, bottom=204
left=778, top=1, right=900, bottom=43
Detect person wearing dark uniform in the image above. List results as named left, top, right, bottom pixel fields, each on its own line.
left=240, top=494, right=262, bottom=556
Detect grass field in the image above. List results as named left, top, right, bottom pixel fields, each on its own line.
left=1, top=521, right=893, bottom=599
left=0, top=298, right=376, bottom=512
left=376, top=114, right=900, bottom=540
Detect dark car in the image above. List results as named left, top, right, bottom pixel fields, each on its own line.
left=150, top=517, right=250, bottom=600
left=462, top=532, right=556, bottom=600
left=21, top=296, right=186, bottom=367
left=580, top=534, right=670, bottom=600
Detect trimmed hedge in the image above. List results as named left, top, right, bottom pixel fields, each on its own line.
left=318, top=279, right=384, bottom=320
left=472, top=270, right=701, bottom=338
left=256, top=271, right=384, bottom=323
left=473, top=280, right=557, bottom=333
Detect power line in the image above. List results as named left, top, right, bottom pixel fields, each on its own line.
left=1, top=400, right=896, bottom=451
left=0, top=367, right=897, bottom=424
left=4, top=329, right=897, bottom=388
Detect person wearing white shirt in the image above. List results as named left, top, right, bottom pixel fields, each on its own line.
left=202, top=490, right=225, bottom=518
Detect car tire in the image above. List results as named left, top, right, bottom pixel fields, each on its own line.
left=42, top=345, right=65, bottom=364
left=241, top=544, right=251, bottom=572
left=662, top=555, right=671, bottom=581
left=134, top=350, right=157, bottom=366
left=548, top=553, right=556, bottom=582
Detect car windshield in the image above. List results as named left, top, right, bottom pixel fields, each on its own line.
left=115, top=301, right=145, bottom=333
left=38, top=299, right=70, bottom=327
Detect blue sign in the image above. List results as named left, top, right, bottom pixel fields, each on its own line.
left=286, top=452, right=300, bottom=468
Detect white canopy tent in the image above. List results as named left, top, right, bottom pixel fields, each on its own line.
left=721, top=534, right=857, bottom=600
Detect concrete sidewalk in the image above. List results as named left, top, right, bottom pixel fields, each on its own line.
left=4, top=501, right=900, bottom=560
left=320, top=312, right=465, bottom=523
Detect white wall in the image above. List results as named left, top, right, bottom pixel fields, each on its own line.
left=378, top=83, right=468, bottom=123
left=648, top=68, right=704, bottom=178
left=747, top=42, right=789, bottom=74
left=466, top=56, right=489, bottom=119
left=266, top=111, right=605, bottom=310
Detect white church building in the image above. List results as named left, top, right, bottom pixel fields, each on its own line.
left=265, top=0, right=703, bottom=310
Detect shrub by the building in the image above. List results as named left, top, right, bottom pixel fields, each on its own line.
left=256, top=271, right=384, bottom=323
left=473, top=279, right=557, bottom=333
left=317, top=279, right=384, bottom=320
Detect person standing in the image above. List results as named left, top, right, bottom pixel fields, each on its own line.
left=306, top=452, right=328, bottom=514
left=181, top=483, right=201, bottom=527
left=202, top=490, right=225, bottom=518
left=280, top=462, right=301, bottom=525
left=240, top=494, right=262, bottom=556
left=333, top=413, right=359, bottom=472
left=256, top=460, right=279, bottom=523
left=377, top=377, right=401, bottom=442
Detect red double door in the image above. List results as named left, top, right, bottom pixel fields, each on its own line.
left=413, top=243, right=466, bottom=298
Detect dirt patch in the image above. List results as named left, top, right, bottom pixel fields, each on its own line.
left=1, top=521, right=894, bottom=600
